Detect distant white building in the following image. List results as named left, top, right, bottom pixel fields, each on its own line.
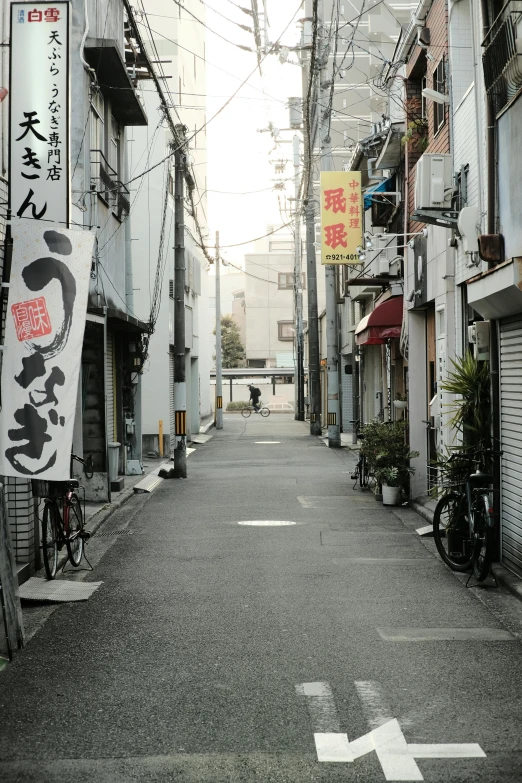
left=244, top=230, right=325, bottom=369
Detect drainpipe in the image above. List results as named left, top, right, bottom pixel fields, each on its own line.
left=480, top=0, right=495, bottom=240
left=479, top=0, right=501, bottom=559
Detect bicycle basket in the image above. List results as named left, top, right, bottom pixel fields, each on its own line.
left=426, top=463, right=467, bottom=496
left=32, top=480, right=68, bottom=498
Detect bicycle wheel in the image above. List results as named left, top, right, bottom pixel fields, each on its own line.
left=433, top=492, right=473, bottom=571
left=260, top=407, right=270, bottom=417
left=42, top=502, right=59, bottom=580
left=360, top=456, right=368, bottom=488
left=241, top=407, right=252, bottom=418
left=473, top=500, right=492, bottom=582
left=65, top=494, right=84, bottom=567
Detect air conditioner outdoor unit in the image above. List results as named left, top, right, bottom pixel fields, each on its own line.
left=372, top=248, right=400, bottom=277
left=414, top=153, right=453, bottom=209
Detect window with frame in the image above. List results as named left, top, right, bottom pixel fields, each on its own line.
left=269, top=240, right=293, bottom=251
left=433, top=58, right=446, bottom=135
left=90, top=90, right=104, bottom=159
left=109, top=115, right=120, bottom=179
left=278, top=321, right=295, bottom=341
left=278, top=272, right=306, bottom=290
left=421, top=75, right=428, bottom=120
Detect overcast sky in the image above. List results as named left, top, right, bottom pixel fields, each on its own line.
left=205, top=1, right=303, bottom=267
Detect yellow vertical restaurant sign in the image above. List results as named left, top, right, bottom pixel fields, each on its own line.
left=320, top=171, right=362, bottom=265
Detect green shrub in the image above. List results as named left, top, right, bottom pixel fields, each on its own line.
left=226, top=400, right=250, bottom=410
left=361, top=419, right=419, bottom=489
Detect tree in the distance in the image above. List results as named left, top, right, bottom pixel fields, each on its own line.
left=214, top=314, right=245, bottom=368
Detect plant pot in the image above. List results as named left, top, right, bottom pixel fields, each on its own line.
left=382, top=484, right=400, bottom=505
left=393, top=400, right=407, bottom=410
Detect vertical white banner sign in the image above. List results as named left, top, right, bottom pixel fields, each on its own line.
left=9, top=2, right=70, bottom=225
left=0, top=224, right=94, bottom=479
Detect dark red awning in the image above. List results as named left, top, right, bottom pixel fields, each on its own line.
left=355, top=296, right=403, bottom=346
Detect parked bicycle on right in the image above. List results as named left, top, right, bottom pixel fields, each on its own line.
left=432, top=447, right=502, bottom=582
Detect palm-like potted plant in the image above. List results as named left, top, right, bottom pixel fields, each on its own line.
left=379, top=466, right=400, bottom=505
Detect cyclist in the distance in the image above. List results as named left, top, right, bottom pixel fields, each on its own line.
left=248, top=383, right=261, bottom=413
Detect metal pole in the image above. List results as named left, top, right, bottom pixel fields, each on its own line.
left=293, top=134, right=305, bottom=421
left=303, top=17, right=322, bottom=436
left=215, top=231, right=223, bottom=430
left=173, top=129, right=187, bottom=478
left=318, top=0, right=341, bottom=447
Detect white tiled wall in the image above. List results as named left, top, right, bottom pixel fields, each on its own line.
left=0, top=177, right=36, bottom=567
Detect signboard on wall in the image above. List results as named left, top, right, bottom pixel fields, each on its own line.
left=320, top=171, right=362, bottom=265
left=9, top=2, right=70, bottom=225
left=0, top=223, right=94, bottom=479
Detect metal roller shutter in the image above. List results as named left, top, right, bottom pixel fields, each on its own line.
left=500, top=317, right=522, bottom=577
left=342, top=362, right=353, bottom=433
left=106, top=330, right=115, bottom=443
left=169, top=347, right=175, bottom=455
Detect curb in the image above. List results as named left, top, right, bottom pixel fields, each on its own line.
left=491, top=564, right=522, bottom=602
left=410, top=501, right=434, bottom=525
left=410, top=501, right=522, bottom=604
left=200, top=420, right=215, bottom=434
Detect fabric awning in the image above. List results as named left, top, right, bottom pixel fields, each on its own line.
left=355, top=296, right=403, bottom=345
left=363, top=177, right=393, bottom=211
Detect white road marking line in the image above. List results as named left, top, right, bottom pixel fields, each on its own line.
left=355, top=680, right=393, bottom=729
left=355, top=720, right=423, bottom=781
left=295, top=682, right=341, bottom=731
left=408, top=744, right=486, bottom=759
left=298, top=681, right=487, bottom=781
left=314, top=733, right=352, bottom=762
left=254, top=441, right=281, bottom=444
left=237, top=520, right=297, bottom=526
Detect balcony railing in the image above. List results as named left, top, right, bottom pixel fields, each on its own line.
left=90, top=149, right=130, bottom=221
left=483, top=1, right=522, bottom=117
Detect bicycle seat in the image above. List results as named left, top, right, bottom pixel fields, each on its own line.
left=469, top=471, right=494, bottom=485
left=66, top=479, right=80, bottom=489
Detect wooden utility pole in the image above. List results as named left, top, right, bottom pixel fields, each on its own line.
left=215, top=231, right=223, bottom=430
left=303, top=22, right=322, bottom=436
left=173, top=127, right=188, bottom=478
left=318, top=0, right=341, bottom=447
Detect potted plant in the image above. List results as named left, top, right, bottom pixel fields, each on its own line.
left=361, top=420, right=419, bottom=504
left=380, top=466, right=400, bottom=505
left=393, top=392, right=408, bottom=411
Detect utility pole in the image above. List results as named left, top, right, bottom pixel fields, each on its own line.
left=215, top=231, right=223, bottom=430
left=303, top=21, right=322, bottom=436
left=293, top=134, right=305, bottom=421
left=173, top=126, right=188, bottom=478
left=318, top=0, right=341, bottom=448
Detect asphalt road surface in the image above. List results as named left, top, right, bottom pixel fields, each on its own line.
left=1, top=415, right=522, bottom=782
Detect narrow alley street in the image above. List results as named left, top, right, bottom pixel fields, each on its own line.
left=1, top=416, right=522, bottom=782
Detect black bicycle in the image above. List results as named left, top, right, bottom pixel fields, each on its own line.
left=432, top=448, right=502, bottom=581
left=350, top=420, right=371, bottom=490
left=40, top=453, right=93, bottom=579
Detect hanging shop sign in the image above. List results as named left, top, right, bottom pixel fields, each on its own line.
left=9, top=2, right=70, bottom=226
left=0, top=223, right=94, bottom=480
left=320, top=171, right=362, bottom=265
